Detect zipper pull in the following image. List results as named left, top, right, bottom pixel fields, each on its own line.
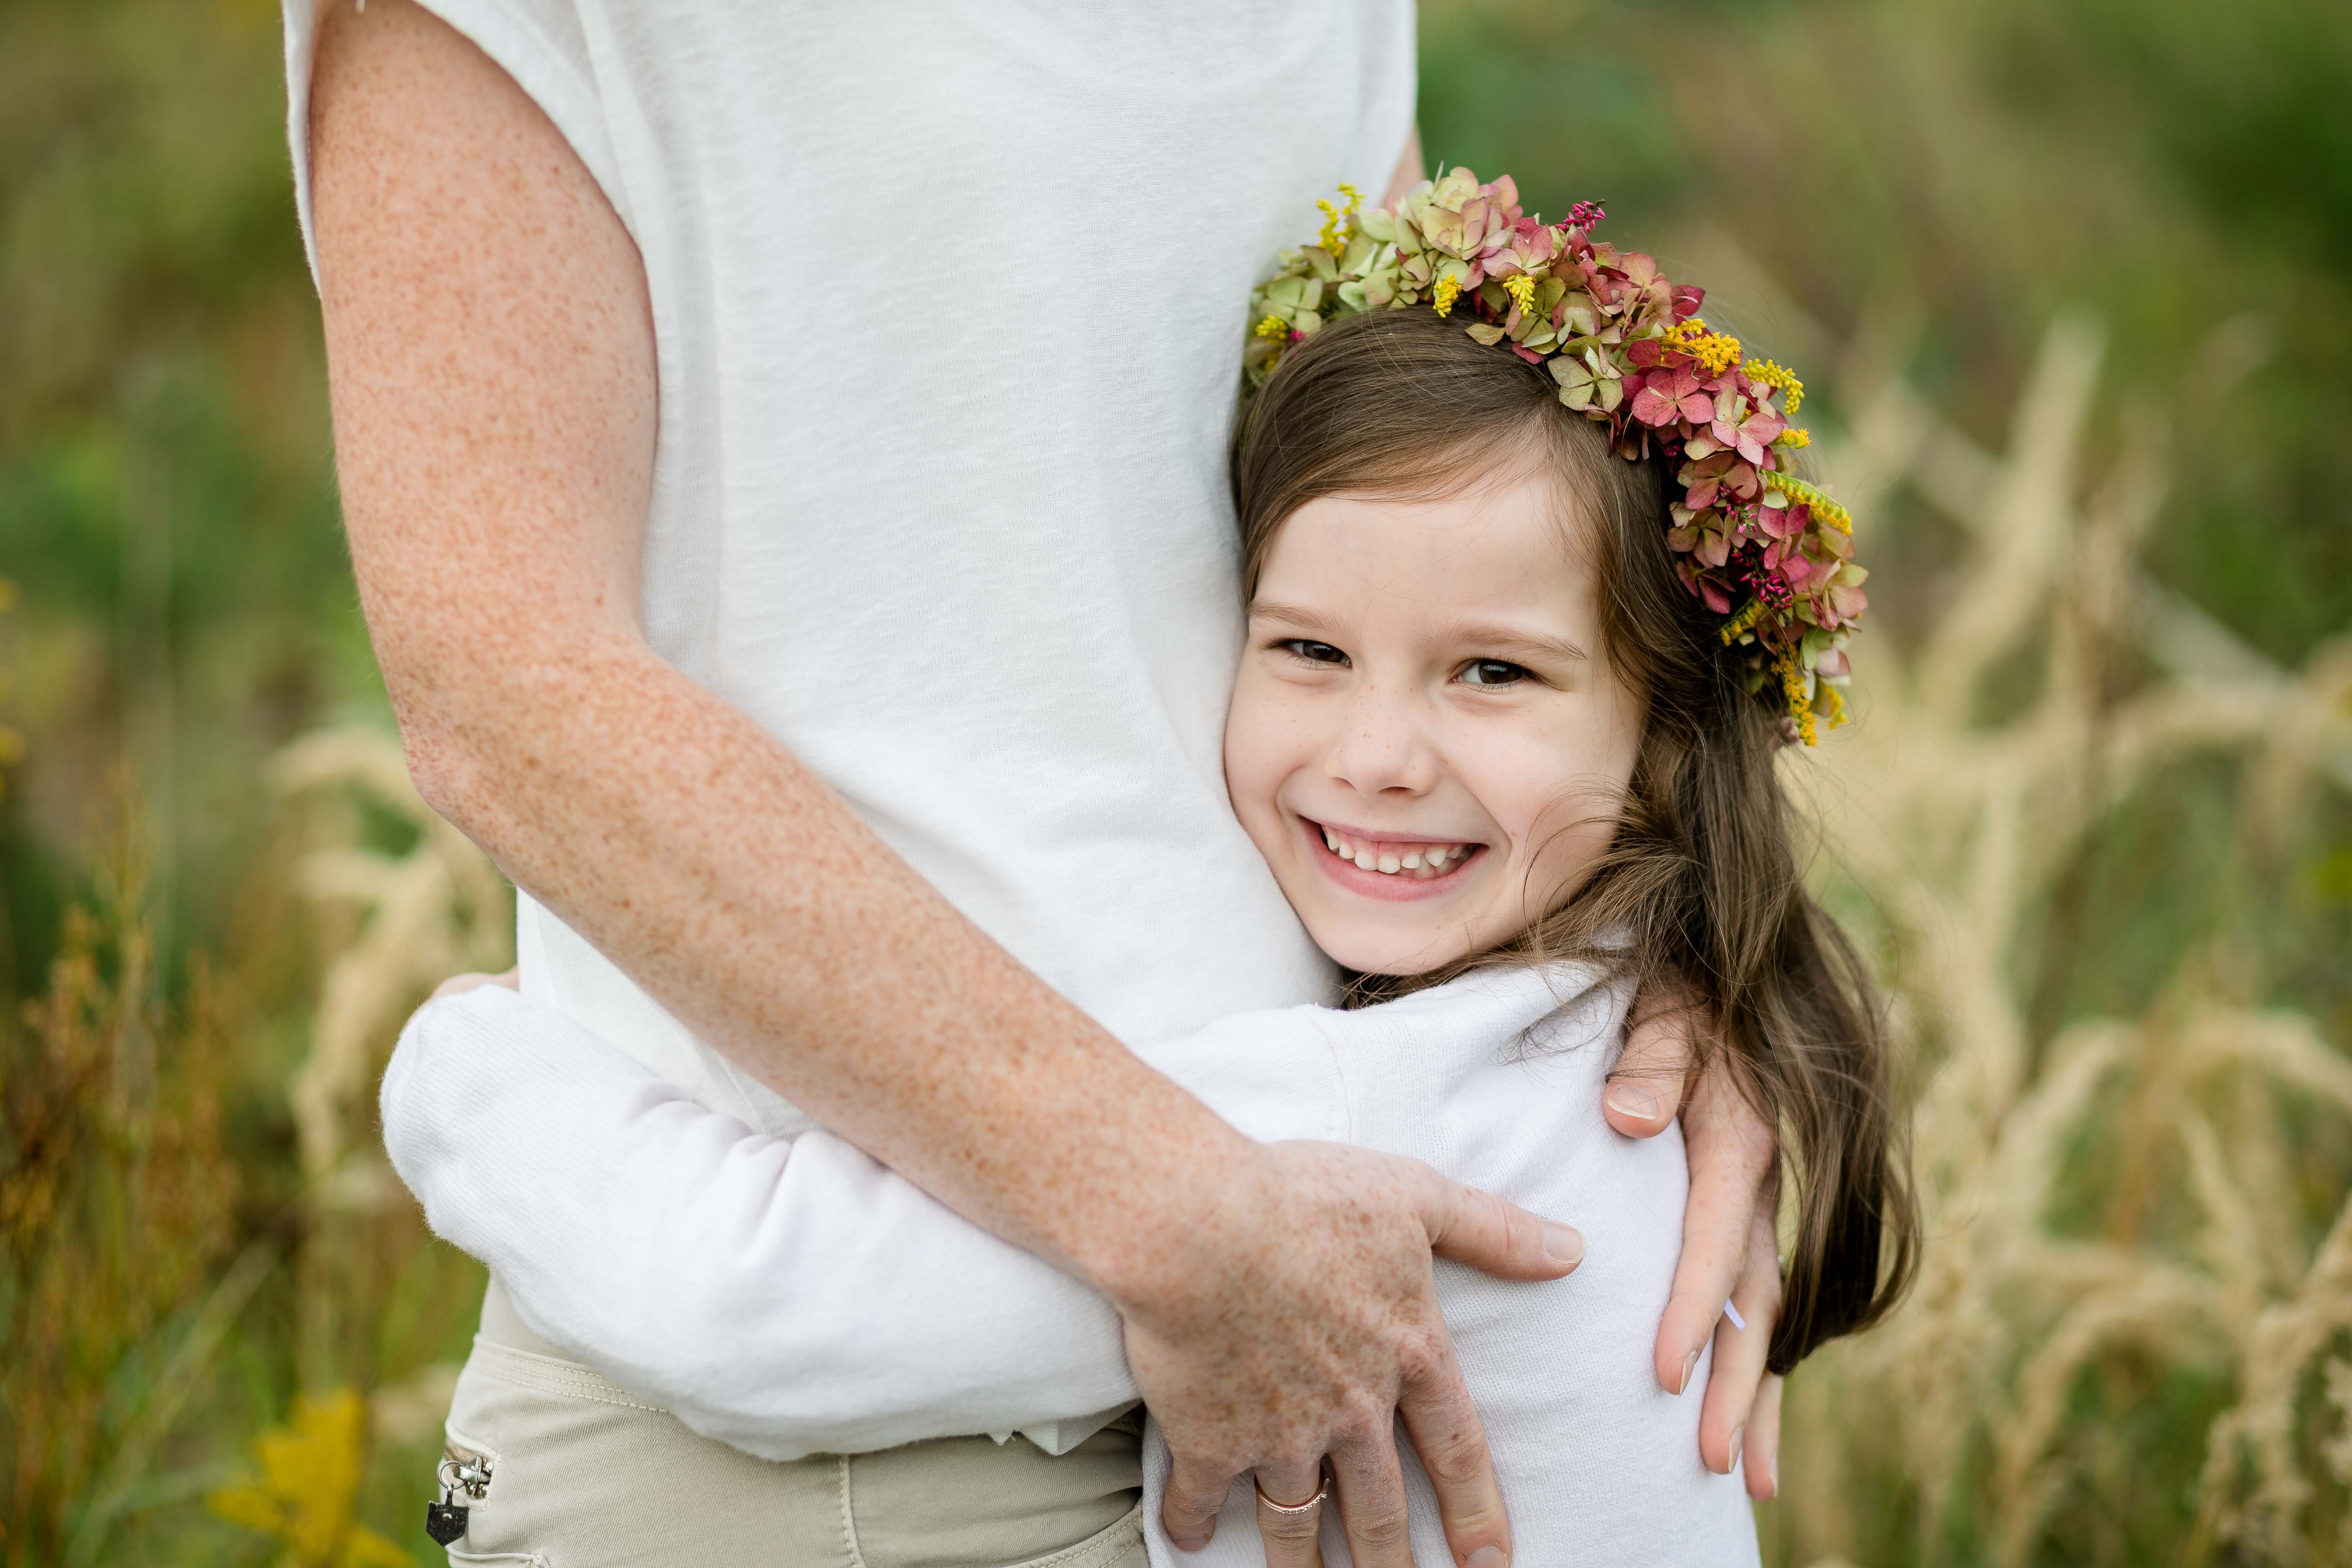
left=425, top=1453, right=491, bottom=1546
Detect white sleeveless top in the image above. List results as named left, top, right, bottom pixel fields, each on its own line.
left=281, top=0, right=1416, bottom=1125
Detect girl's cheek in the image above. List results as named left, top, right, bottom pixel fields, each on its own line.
left=1222, top=684, right=1294, bottom=822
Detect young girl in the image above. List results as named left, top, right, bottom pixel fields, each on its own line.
left=387, top=170, right=1914, bottom=1567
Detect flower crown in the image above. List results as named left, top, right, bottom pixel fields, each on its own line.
left=1244, top=169, right=1866, bottom=743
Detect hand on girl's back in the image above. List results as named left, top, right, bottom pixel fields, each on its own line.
left=1128, top=1138, right=1584, bottom=1568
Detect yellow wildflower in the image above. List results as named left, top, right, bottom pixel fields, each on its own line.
left=1778, top=652, right=1818, bottom=746
left=1816, top=681, right=1847, bottom=730
left=208, top=1390, right=412, bottom=1568
left=1316, top=183, right=1364, bottom=255
left=1776, top=427, right=1811, bottom=449
left=1502, top=273, right=1537, bottom=317
left=1253, top=314, right=1291, bottom=341
left=1718, top=598, right=1766, bottom=645
left=1432, top=275, right=1463, bottom=318
left=1665, top=317, right=1742, bottom=377
left=1747, top=357, right=1804, bottom=414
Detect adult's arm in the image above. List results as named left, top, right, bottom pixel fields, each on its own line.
left=305, top=4, right=1576, bottom=1563
left=383, top=985, right=1368, bottom=1458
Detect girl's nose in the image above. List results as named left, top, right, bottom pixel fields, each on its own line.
left=1325, top=685, right=1441, bottom=797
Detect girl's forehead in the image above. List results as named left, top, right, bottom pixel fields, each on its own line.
left=1256, top=474, right=1596, bottom=606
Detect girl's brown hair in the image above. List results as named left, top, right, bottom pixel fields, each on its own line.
left=1232, top=307, right=1917, bottom=1373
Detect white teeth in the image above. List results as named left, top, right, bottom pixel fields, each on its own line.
left=1318, top=830, right=1476, bottom=876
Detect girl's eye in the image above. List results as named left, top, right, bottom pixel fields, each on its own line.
left=1279, top=639, right=1350, bottom=667
left=1458, top=659, right=1531, bottom=688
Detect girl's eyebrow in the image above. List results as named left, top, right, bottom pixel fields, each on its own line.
left=1247, top=599, right=1341, bottom=637
left=1438, top=621, right=1590, bottom=665
left=1249, top=601, right=1588, bottom=665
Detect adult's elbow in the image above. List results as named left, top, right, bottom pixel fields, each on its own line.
left=366, top=596, right=649, bottom=843
left=381, top=659, right=521, bottom=841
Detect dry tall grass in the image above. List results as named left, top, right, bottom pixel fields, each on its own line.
left=0, top=737, right=508, bottom=1565
left=1739, top=282, right=2352, bottom=1565
left=0, top=812, right=240, bottom=1564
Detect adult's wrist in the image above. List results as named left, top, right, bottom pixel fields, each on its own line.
left=1064, top=1115, right=1277, bottom=1326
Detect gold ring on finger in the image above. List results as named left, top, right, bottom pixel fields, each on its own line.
left=1253, top=1467, right=1332, bottom=1516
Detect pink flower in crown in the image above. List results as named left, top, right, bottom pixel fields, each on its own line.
left=1487, top=217, right=1560, bottom=279
left=1678, top=449, right=1763, bottom=511
left=1700, top=386, right=1785, bottom=466
left=1583, top=250, right=1630, bottom=309
left=1631, top=362, right=1715, bottom=429
left=1756, top=499, right=1808, bottom=541
left=1680, top=450, right=1737, bottom=509
left=1735, top=411, right=1786, bottom=465
left=1615, top=252, right=1677, bottom=318
left=1768, top=541, right=1819, bottom=591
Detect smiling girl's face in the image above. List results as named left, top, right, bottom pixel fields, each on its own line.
left=1223, top=465, right=1645, bottom=976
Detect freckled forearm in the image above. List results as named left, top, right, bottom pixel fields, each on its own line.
left=398, top=625, right=1254, bottom=1291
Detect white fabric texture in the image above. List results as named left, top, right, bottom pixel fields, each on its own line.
left=383, top=967, right=1761, bottom=1567
left=282, top=0, right=1417, bottom=1134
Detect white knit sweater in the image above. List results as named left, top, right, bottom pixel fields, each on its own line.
left=381, top=965, right=1759, bottom=1566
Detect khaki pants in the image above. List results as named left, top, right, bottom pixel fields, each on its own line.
left=434, top=1280, right=1144, bottom=1568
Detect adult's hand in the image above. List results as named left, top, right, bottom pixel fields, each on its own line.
left=1128, top=1142, right=1583, bottom=1568
left=1600, top=994, right=1784, bottom=1500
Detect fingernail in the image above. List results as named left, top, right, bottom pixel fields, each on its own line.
left=1170, top=1533, right=1210, bottom=1552
left=1677, top=1349, right=1700, bottom=1395
left=1468, top=1548, right=1507, bottom=1568
left=1604, top=1082, right=1659, bottom=1121
left=1541, top=1222, right=1584, bottom=1265
left=1726, top=1425, right=1744, bottom=1476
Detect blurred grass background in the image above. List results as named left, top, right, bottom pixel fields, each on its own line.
left=0, top=0, right=2346, bottom=1562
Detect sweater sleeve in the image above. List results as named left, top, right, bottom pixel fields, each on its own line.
left=378, top=985, right=1347, bottom=1460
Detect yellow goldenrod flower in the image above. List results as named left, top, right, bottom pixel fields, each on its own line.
left=1254, top=314, right=1290, bottom=341
left=1778, top=653, right=1818, bottom=745
left=1502, top=273, right=1537, bottom=317
left=1776, top=427, right=1811, bottom=449
left=1718, top=599, right=1766, bottom=645
left=1665, top=317, right=1742, bottom=377
left=1748, top=358, right=1804, bottom=414
left=1317, top=182, right=1365, bottom=255
left=1816, top=681, right=1847, bottom=730
left=1432, top=275, right=1463, bottom=318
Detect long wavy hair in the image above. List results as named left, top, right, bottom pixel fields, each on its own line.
left=1231, top=306, right=1917, bottom=1373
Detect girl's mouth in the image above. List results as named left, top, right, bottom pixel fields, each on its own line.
left=1302, top=817, right=1486, bottom=899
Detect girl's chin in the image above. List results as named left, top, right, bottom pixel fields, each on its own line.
left=1303, top=916, right=1482, bottom=979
